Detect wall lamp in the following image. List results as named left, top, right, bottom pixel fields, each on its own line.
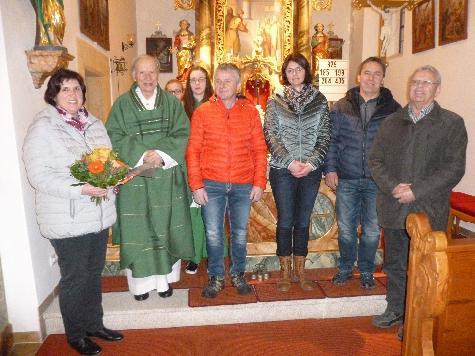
left=122, top=33, right=135, bottom=52
left=111, top=56, right=127, bottom=75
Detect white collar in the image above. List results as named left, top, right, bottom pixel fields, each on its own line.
left=135, top=86, right=157, bottom=110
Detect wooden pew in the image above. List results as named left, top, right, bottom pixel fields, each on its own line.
left=403, top=213, right=475, bottom=355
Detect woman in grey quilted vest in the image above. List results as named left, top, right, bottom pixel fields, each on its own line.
left=264, top=53, right=330, bottom=292
left=23, top=69, right=123, bottom=355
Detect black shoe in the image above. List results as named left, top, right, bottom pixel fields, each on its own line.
left=158, top=286, right=173, bottom=298
left=231, top=273, right=252, bottom=295
left=134, top=292, right=149, bottom=301
left=87, top=327, right=124, bottom=342
left=185, top=261, right=199, bottom=274
left=202, top=276, right=225, bottom=298
left=68, top=337, right=101, bottom=355
left=360, top=272, right=376, bottom=289
left=331, top=270, right=353, bottom=286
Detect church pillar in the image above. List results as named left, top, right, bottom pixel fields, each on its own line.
left=196, top=0, right=212, bottom=71
left=296, top=0, right=310, bottom=60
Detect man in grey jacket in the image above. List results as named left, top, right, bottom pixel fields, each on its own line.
left=324, top=57, right=400, bottom=289
left=369, top=65, right=467, bottom=337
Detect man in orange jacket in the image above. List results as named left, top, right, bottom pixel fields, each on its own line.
left=186, top=63, right=268, bottom=298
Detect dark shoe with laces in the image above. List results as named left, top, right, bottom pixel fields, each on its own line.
left=231, top=272, right=252, bottom=295
left=185, top=261, right=198, bottom=274
left=134, top=292, right=149, bottom=301
left=87, top=327, right=123, bottom=342
left=158, top=286, right=173, bottom=298
left=68, top=337, right=101, bottom=355
left=202, top=276, right=225, bottom=298
left=331, top=270, right=353, bottom=286
left=360, top=272, right=376, bottom=289
left=373, top=308, right=403, bottom=328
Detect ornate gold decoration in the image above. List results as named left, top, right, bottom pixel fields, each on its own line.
left=25, top=49, right=74, bottom=88
left=403, top=213, right=449, bottom=355
left=175, top=0, right=194, bottom=10
left=312, top=0, right=332, bottom=11
left=297, top=0, right=311, bottom=60
left=352, top=0, right=424, bottom=10
left=214, top=0, right=227, bottom=65
left=281, top=0, right=294, bottom=62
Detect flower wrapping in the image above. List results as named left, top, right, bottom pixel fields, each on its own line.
left=70, top=147, right=128, bottom=204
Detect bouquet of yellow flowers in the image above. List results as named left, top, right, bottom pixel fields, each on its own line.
left=70, top=147, right=129, bottom=204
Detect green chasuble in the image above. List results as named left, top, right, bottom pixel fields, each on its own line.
left=106, top=84, right=194, bottom=278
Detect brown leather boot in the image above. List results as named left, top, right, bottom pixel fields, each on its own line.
left=293, top=256, right=315, bottom=291
left=276, top=256, right=291, bottom=292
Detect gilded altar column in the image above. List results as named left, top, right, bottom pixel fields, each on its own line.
left=197, top=0, right=212, bottom=70
left=296, top=0, right=311, bottom=60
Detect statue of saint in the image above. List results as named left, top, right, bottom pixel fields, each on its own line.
left=368, top=1, right=406, bottom=57
left=30, top=0, right=65, bottom=48
left=171, top=19, right=196, bottom=81
left=311, top=23, right=330, bottom=76
left=224, top=8, right=248, bottom=56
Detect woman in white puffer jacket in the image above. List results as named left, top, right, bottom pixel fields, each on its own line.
left=23, top=69, right=123, bottom=355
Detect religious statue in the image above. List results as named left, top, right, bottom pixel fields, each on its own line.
left=30, top=0, right=65, bottom=48
left=368, top=1, right=406, bottom=57
left=311, top=23, right=330, bottom=76
left=224, top=8, right=248, bottom=56
left=171, top=19, right=196, bottom=81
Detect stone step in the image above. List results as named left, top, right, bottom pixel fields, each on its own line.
left=42, top=290, right=386, bottom=335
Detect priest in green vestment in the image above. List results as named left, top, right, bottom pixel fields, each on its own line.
left=106, top=54, right=194, bottom=301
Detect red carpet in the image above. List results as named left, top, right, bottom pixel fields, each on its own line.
left=102, top=265, right=387, bottom=307
left=37, top=317, right=402, bottom=355
left=254, top=282, right=326, bottom=302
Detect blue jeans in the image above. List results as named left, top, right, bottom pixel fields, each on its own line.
left=201, top=180, right=252, bottom=278
left=269, top=167, right=322, bottom=256
left=335, top=178, right=380, bottom=274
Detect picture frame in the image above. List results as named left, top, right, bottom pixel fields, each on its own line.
left=146, top=37, right=173, bottom=73
left=79, top=0, right=110, bottom=51
left=439, top=0, right=468, bottom=46
left=214, top=0, right=294, bottom=68
left=412, top=0, right=435, bottom=54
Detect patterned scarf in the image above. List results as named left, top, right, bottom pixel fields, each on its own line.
left=283, top=84, right=318, bottom=113
left=56, top=106, right=90, bottom=133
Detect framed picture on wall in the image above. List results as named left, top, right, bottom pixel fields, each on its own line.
left=79, top=0, right=110, bottom=51
left=146, top=37, right=173, bottom=73
left=439, top=0, right=468, bottom=46
left=412, top=0, right=435, bottom=54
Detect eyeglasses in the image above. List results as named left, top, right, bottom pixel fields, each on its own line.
left=167, top=89, right=183, bottom=95
left=190, top=77, right=206, bottom=84
left=215, top=79, right=234, bottom=87
left=285, top=67, right=304, bottom=75
left=410, top=79, right=440, bottom=88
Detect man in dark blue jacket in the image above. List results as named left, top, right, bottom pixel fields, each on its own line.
left=324, top=57, right=401, bottom=289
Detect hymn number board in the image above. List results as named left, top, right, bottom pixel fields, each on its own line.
left=318, top=59, right=349, bottom=102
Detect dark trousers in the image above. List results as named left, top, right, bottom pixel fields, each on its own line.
left=383, top=228, right=410, bottom=316
left=269, top=167, right=322, bottom=256
left=50, top=229, right=108, bottom=342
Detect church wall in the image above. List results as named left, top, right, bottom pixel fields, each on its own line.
left=384, top=2, right=475, bottom=230
left=0, top=0, right=52, bottom=333
left=136, top=0, right=195, bottom=88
